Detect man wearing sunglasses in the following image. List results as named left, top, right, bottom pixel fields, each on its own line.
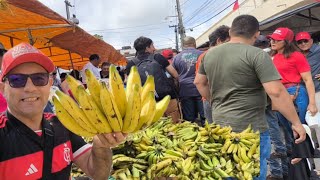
left=296, top=32, right=320, bottom=100
left=0, top=43, right=126, bottom=180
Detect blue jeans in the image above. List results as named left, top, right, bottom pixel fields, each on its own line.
left=266, top=106, right=289, bottom=177
left=180, top=96, right=205, bottom=125
left=277, top=85, right=309, bottom=154
left=254, top=130, right=271, bottom=180
left=288, top=85, right=309, bottom=124
left=203, top=100, right=213, bottom=124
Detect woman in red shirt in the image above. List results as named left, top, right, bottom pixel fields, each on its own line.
left=269, top=27, right=317, bottom=157
left=270, top=27, right=317, bottom=123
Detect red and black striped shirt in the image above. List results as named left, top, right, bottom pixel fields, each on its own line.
left=0, top=112, right=92, bottom=180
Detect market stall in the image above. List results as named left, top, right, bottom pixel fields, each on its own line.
left=0, top=0, right=127, bottom=70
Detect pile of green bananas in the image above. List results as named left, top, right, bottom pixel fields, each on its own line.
left=53, top=65, right=171, bottom=137
left=111, top=118, right=260, bottom=180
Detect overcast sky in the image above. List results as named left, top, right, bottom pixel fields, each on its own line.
left=38, top=0, right=237, bottom=50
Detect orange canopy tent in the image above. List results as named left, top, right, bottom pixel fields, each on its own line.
left=0, top=0, right=128, bottom=70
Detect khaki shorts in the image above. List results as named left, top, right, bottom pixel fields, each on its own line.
left=164, top=99, right=181, bottom=123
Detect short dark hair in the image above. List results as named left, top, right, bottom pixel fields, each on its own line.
left=101, top=62, right=110, bottom=67
left=89, top=54, right=100, bottom=61
left=60, top=73, right=67, bottom=79
left=230, top=15, right=259, bottom=39
left=134, top=36, right=153, bottom=55
left=209, top=25, right=230, bottom=46
left=70, top=70, right=80, bottom=80
left=172, top=49, right=179, bottom=54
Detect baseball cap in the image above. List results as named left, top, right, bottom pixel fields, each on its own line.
left=162, top=49, right=173, bottom=60
left=295, top=32, right=311, bottom=41
left=268, top=27, right=294, bottom=42
left=0, top=42, right=55, bottom=81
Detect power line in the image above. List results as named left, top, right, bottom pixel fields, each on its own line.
left=187, top=1, right=235, bottom=30
left=181, top=0, right=191, bottom=6
left=185, top=0, right=230, bottom=26
left=87, top=22, right=168, bottom=32
left=183, top=0, right=212, bottom=23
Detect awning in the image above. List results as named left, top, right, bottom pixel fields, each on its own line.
left=259, top=2, right=320, bottom=33
left=0, top=0, right=127, bottom=70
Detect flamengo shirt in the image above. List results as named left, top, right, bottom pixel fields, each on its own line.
left=273, top=51, right=311, bottom=84
left=0, top=112, right=92, bottom=180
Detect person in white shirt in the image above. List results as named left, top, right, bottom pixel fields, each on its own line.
left=81, top=54, right=101, bottom=85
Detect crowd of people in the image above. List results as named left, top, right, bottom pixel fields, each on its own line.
left=0, top=13, right=319, bottom=180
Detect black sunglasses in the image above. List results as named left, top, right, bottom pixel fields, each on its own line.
left=4, top=73, right=49, bottom=88
left=297, top=39, right=309, bottom=45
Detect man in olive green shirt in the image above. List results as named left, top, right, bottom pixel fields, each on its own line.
left=194, top=15, right=305, bottom=180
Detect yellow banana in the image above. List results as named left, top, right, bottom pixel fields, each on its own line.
left=85, top=69, right=103, bottom=111
left=55, top=90, right=97, bottom=134
left=233, top=144, right=239, bottom=154
left=134, top=92, right=156, bottom=132
left=150, top=95, right=171, bottom=124
left=65, top=75, right=82, bottom=101
left=77, top=85, right=112, bottom=133
left=109, top=65, right=127, bottom=118
left=227, top=143, right=235, bottom=154
left=122, top=84, right=141, bottom=133
left=241, top=124, right=252, bottom=134
left=240, top=146, right=251, bottom=163
left=126, top=66, right=141, bottom=100
left=141, top=75, right=155, bottom=103
left=221, top=138, right=232, bottom=154
left=100, top=82, right=123, bottom=132
left=247, top=143, right=258, bottom=159
left=52, top=96, right=94, bottom=137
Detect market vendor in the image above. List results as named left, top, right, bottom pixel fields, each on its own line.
left=194, top=15, right=306, bottom=180
left=0, top=43, right=126, bottom=180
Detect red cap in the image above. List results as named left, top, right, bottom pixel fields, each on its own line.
left=162, top=49, right=173, bottom=60
left=295, top=32, right=311, bottom=41
left=0, top=43, right=55, bottom=81
left=268, top=27, right=294, bottom=42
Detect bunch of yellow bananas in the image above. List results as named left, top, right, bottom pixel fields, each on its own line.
left=106, top=118, right=261, bottom=180
left=53, top=65, right=171, bottom=137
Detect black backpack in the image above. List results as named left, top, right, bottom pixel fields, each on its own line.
left=132, top=54, right=174, bottom=100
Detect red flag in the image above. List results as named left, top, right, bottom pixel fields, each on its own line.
left=233, top=0, right=239, bottom=11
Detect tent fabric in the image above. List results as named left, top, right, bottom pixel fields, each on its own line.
left=259, top=2, right=320, bottom=34
left=0, top=0, right=127, bottom=70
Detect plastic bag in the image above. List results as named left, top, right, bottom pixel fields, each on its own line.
left=305, top=111, right=320, bottom=127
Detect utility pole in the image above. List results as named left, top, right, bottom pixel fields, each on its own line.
left=175, top=0, right=186, bottom=48
left=64, top=0, right=72, bottom=20
left=169, top=25, right=179, bottom=50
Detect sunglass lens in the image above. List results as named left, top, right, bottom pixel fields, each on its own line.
left=298, top=40, right=308, bottom=44
left=7, top=74, right=28, bottom=88
left=30, top=73, right=49, bottom=86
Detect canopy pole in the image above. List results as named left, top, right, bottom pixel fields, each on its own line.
left=9, top=37, right=13, bottom=47
left=27, top=29, right=34, bottom=45
left=68, top=50, right=76, bottom=77
left=308, top=8, right=312, bottom=26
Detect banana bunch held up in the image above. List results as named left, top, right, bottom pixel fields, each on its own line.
left=53, top=65, right=171, bottom=137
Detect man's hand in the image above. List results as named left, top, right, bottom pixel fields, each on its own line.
left=307, top=103, right=318, bottom=116
left=315, top=74, right=320, bottom=80
left=291, top=158, right=302, bottom=165
left=94, top=132, right=127, bottom=148
left=291, top=123, right=306, bottom=144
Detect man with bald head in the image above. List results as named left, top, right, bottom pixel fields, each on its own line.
left=173, top=36, right=205, bottom=125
